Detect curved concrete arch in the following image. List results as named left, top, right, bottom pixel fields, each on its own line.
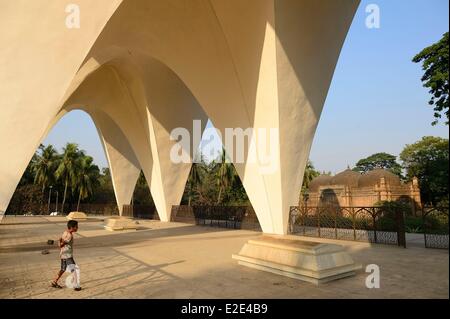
left=88, top=109, right=142, bottom=216
left=77, top=0, right=288, bottom=233
left=0, top=0, right=360, bottom=234
left=50, top=107, right=142, bottom=216
left=0, top=0, right=124, bottom=219
left=42, top=52, right=208, bottom=221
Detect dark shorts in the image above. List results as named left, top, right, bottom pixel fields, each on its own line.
left=60, top=258, right=76, bottom=272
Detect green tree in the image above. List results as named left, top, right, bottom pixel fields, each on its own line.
left=32, top=145, right=59, bottom=193
left=55, top=143, right=84, bottom=214
left=353, top=152, right=403, bottom=177
left=75, top=156, right=100, bottom=211
left=6, top=184, right=43, bottom=215
left=179, top=151, right=250, bottom=206
left=19, top=151, right=40, bottom=187
left=302, top=160, right=321, bottom=190
left=187, top=162, right=205, bottom=206
left=135, top=171, right=146, bottom=187
left=93, top=167, right=116, bottom=204
left=413, top=32, right=449, bottom=125
left=400, top=136, right=449, bottom=205
left=300, top=160, right=321, bottom=202
left=227, top=175, right=249, bottom=205
left=132, top=171, right=154, bottom=206
left=98, top=167, right=112, bottom=188
left=214, top=148, right=236, bottom=205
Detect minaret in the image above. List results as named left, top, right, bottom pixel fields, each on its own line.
left=379, top=177, right=391, bottom=202
left=410, top=177, right=422, bottom=215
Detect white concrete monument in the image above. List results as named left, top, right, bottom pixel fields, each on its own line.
left=0, top=0, right=361, bottom=282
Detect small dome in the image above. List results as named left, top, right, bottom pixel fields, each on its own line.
left=308, top=175, right=333, bottom=192
left=358, top=169, right=401, bottom=188
left=330, top=169, right=360, bottom=188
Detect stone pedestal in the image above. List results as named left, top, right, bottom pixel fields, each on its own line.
left=104, top=216, right=138, bottom=231
left=232, top=235, right=361, bottom=285
left=66, top=212, right=87, bottom=221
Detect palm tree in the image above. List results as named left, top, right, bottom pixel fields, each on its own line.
left=75, top=156, right=100, bottom=211
left=187, top=163, right=204, bottom=206
left=55, top=143, right=83, bottom=214
left=303, top=160, right=321, bottom=190
left=136, top=171, right=147, bottom=187
left=214, top=148, right=236, bottom=205
left=32, top=145, right=59, bottom=193
left=299, top=160, right=321, bottom=205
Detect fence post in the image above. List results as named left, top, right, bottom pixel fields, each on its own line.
left=317, top=209, right=321, bottom=238
left=423, top=211, right=428, bottom=248
left=302, top=208, right=306, bottom=236
left=352, top=208, right=357, bottom=241
left=396, top=210, right=407, bottom=248
left=372, top=209, right=378, bottom=244
left=334, top=209, right=338, bottom=239
left=288, top=207, right=295, bottom=234
left=225, top=208, right=228, bottom=229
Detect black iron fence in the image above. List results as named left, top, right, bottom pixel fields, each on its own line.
left=122, top=204, right=159, bottom=220
left=12, top=199, right=444, bottom=249
left=170, top=205, right=448, bottom=249
left=171, top=205, right=261, bottom=231
left=289, top=206, right=407, bottom=247
left=6, top=202, right=120, bottom=216
left=70, top=203, right=119, bottom=216
left=422, top=207, right=449, bottom=249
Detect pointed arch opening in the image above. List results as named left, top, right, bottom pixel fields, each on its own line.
left=5, top=110, right=121, bottom=216
left=174, top=119, right=261, bottom=231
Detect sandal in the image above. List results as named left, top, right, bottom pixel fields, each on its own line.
left=51, top=281, right=63, bottom=289
left=74, top=287, right=82, bottom=291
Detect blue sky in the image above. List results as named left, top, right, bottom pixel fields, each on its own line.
left=44, top=0, right=449, bottom=174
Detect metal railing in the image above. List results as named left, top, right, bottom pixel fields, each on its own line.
left=70, top=203, right=119, bottom=216
left=122, top=204, right=159, bottom=220
left=171, top=205, right=261, bottom=231
left=289, top=206, right=407, bottom=247
left=6, top=202, right=120, bottom=216
left=422, top=207, right=449, bottom=249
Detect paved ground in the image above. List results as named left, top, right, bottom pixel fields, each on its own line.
left=0, top=216, right=448, bottom=299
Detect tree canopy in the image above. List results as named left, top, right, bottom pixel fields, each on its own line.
left=181, top=148, right=249, bottom=206
left=8, top=143, right=110, bottom=214
left=413, top=32, right=449, bottom=126
left=353, top=152, right=403, bottom=177
left=301, top=160, right=321, bottom=196
left=400, top=136, right=449, bottom=205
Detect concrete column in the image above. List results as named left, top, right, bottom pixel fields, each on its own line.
left=138, top=59, right=208, bottom=222
left=207, top=0, right=360, bottom=234
left=0, top=0, right=123, bottom=219
left=91, top=110, right=142, bottom=215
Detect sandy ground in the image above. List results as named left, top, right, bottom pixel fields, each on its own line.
left=0, top=216, right=448, bottom=299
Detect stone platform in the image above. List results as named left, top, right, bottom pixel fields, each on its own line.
left=232, top=235, right=362, bottom=285
left=104, top=217, right=138, bottom=231
left=66, top=212, right=87, bottom=221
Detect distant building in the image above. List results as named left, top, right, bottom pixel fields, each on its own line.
left=305, top=169, right=421, bottom=212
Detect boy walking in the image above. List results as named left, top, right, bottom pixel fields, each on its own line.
left=51, top=220, right=82, bottom=291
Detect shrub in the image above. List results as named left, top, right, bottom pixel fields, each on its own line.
left=405, top=216, right=424, bottom=233
left=375, top=200, right=413, bottom=218
left=424, top=213, right=449, bottom=235
left=376, top=216, right=397, bottom=231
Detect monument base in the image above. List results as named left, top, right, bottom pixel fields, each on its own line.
left=232, top=235, right=361, bottom=285
left=66, top=212, right=87, bottom=221
left=104, top=216, right=138, bottom=231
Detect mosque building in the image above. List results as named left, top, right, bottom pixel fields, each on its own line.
left=305, top=169, right=422, bottom=213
